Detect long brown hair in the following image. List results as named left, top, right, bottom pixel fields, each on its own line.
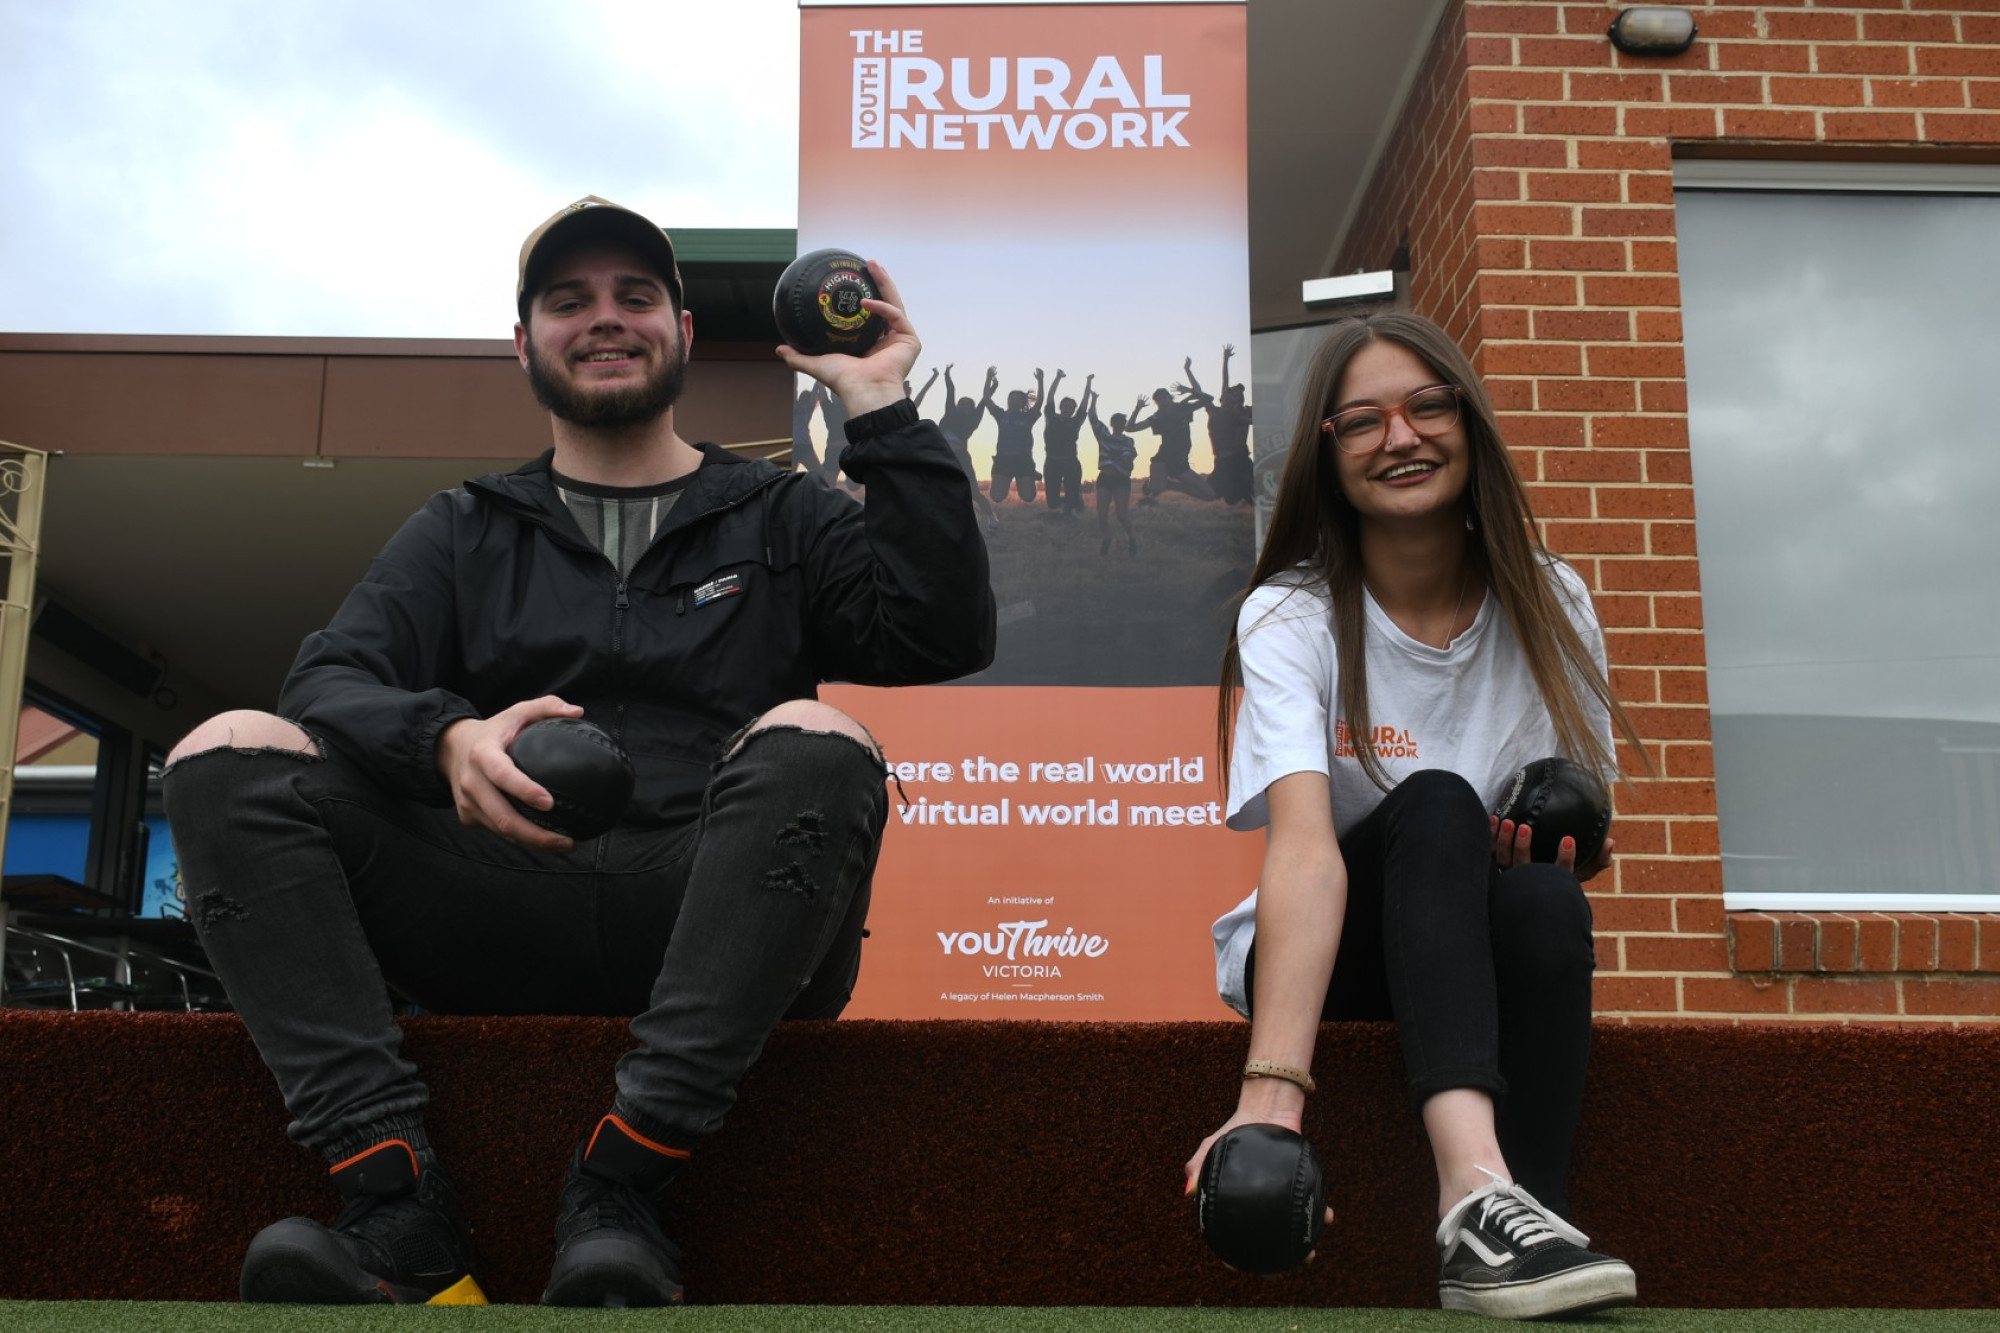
left=1216, top=312, right=1643, bottom=791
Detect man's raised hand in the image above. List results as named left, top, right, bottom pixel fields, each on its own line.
left=775, top=259, right=921, bottom=417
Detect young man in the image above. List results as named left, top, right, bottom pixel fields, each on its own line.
left=937, top=363, right=998, bottom=531
left=1130, top=370, right=1216, bottom=504
left=160, top=197, right=994, bottom=1308
left=1089, top=390, right=1140, bottom=556
left=1040, top=369, right=1092, bottom=514
left=984, top=367, right=1044, bottom=504
left=1180, top=345, right=1253, bottom=505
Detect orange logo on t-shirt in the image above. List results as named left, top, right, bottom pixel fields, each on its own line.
left=1334, top=719, right=1421, bottom=760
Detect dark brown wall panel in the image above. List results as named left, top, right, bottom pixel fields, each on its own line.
left=0, top=352, right=324, bottom=455
left=319, top=356, right=547, bottom=459
left=0, top=343, right=791, bottom=461
left=671, top=357, right=793, bottom=448
left=317, top=354, right=790, bottom=460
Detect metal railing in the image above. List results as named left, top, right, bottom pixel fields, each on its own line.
left=2, top=922, right=221, bottom=1011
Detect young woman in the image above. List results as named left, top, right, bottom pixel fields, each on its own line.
left=1186, top=312, right=1642, bottom=1321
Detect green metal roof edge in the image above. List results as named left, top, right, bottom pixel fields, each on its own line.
left=672, top=228, right=797, bottom=266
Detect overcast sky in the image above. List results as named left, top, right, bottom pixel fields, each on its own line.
left=1, top=0, right=800, bottom=339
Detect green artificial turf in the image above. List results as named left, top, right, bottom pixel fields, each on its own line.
left=3, top=1306, right=1995, bottom=1333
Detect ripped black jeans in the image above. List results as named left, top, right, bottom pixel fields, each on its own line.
left=161, top=725, right=887, bottom=1159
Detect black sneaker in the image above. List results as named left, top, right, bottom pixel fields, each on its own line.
left=1436, top=1167, right=1635, bottom=1320
left=240, top=1139, right=486, bottom=1305
left=541, top=1114, right=688, bottom=1307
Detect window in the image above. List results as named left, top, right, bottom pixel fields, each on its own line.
left=6, top=688, right=153, bottom=913
left=1676, top=161, right=2000, bottom=911
left=1248, top=323, right=1335, bottom=549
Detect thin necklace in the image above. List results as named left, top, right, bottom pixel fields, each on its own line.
left=1436, top=568, right=1471, bottom=649
left=1366, top=567, right=1473, bottom=648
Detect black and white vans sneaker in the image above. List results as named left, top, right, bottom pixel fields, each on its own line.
left=1436, top=1167, right=1635, bottom=1320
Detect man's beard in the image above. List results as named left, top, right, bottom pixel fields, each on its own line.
left=525, top=339, right=687, bottom=429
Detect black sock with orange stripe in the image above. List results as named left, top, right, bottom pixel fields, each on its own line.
left=330, top=1138, right=427, bottom=1203
left=606, top=1101, right=691, bottom=1157
left=581, top=1110, right=690, bottom=1192
left=322, top=1113, right=430, bottom=1171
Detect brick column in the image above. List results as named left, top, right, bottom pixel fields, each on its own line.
left=1331, top=0, right=2000, bottom=1024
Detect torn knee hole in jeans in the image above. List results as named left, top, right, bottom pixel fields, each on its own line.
left=721, top=722, right=885, bottom=769
left=192, top=891, right=250, bottom=928
left=162, top=737, right=323, bottom=777
left=763, top=861, right=819, bottom=900
left=775, top=810, right=828, bottom=850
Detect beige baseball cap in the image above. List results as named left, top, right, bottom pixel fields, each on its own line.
left=516, top=196, right=684, bottom=316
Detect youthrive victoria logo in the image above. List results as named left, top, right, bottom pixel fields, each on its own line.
left=937, top=918, right=1109, bottom=978
left=848, top=27, right=1193, bottom=152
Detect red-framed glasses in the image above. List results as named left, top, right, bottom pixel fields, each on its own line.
left=1319, top=385, right=1463, bottom=455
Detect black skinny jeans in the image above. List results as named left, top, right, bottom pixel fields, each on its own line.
left=1245, top=769, right=1597, bottom=1216
left=161, top=724, right=887, bottom=1161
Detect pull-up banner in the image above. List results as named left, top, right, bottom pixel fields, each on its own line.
left=798, top=0, right=1258, bottom=1019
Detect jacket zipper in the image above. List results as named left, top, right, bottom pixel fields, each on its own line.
left=467, top=469, right=786, bottom=853
left=602, top=575, right=631, bottom=874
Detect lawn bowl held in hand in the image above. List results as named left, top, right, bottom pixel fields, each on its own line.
left=506, top=718, right=635, bottom=841
left=1195, top=1123, right=1325, bottom=1275
left=1492, top=756, right=1611, bottom=868
left=772, top=248, right=885, bottom=357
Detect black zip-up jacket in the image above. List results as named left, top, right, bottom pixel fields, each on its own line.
left=279, top=401, right=995, bottom=830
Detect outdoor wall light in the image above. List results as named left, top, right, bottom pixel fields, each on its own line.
left=1608, top=7, right=1698, bottom=56
left=1302, top=270, right=1395, bottom=307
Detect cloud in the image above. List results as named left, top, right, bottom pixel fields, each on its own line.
left=0, top=0, right=800, bottom=336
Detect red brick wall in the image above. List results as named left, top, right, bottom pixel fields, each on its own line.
left=1334, top=0, right=2000, bottom=1024
left=1340, top=7, right=1483, bottom=345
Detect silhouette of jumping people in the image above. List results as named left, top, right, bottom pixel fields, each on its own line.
left=820, top=389, right=855, bottom=491
left=986, top=366, right=1044, bottom=504
left=906, top=367, right=940, bottom=416
left=790, top=382, right=827, bottom=479
left=1131, top=359, right=1216, bottom=503
left=1182, top=344, right=1253, bottom=505
left=1041, top=370, right=1092, bottom=514
left=938, top=364, right=998, bottom=532
left=1090, top=389, right=1140, bottom=557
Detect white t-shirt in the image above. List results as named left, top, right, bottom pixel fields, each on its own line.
left=1210, top=558, right=1612, bottom=1017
